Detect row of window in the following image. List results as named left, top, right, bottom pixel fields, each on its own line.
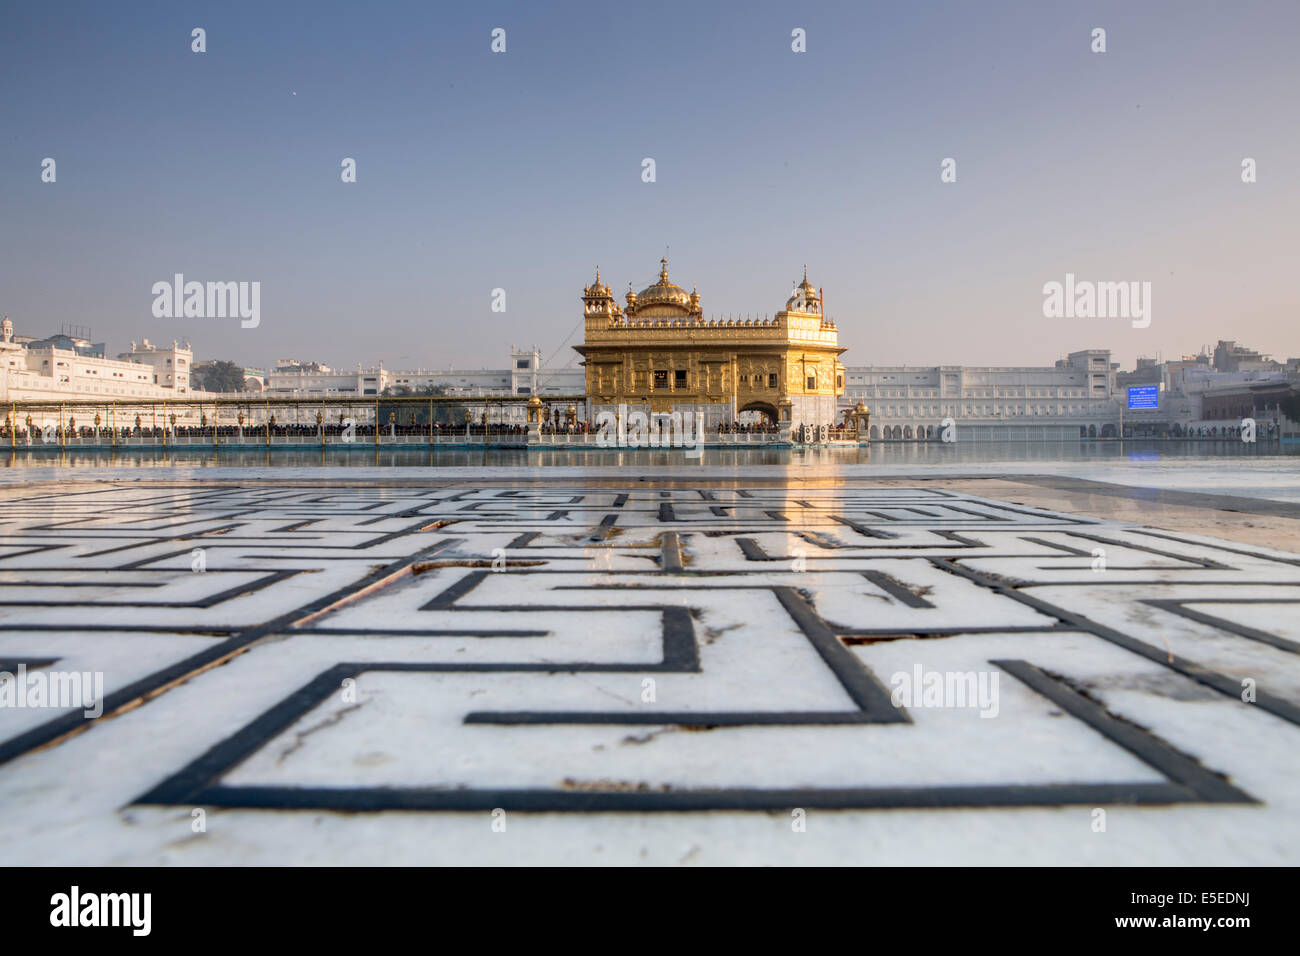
left=849, top=387, right=1095, bottom=398
left=390, top=378, right=509, bottom=386
left=876, top=404, right=1106, bottom=417
left=639, top=371, right=848, bottom=391
left=14, top=385, right=188, bottom=396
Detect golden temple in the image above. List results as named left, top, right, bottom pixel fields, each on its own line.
left=574, top=258, right=846, bottom=428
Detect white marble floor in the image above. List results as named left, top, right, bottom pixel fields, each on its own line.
left=0, top=481, right=1296, bottom=864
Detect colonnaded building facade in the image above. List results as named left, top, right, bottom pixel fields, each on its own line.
left=573, top=259, right=846, bottom=429
left=843, top=349, right=1120, bottom=441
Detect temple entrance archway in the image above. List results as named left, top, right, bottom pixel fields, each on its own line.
left=738, top=401, right=778, bottom=424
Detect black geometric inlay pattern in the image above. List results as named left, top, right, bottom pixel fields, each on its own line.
left=0, top=482, right=1288, bottom=812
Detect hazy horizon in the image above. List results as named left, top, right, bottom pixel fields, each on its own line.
left=3, top=0, right=1297, bottom=374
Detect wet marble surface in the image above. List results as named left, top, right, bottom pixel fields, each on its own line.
left=0, top=480, right=1296, bottom=864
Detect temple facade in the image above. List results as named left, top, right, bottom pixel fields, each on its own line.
left=574, top=259, right=846, bottom=429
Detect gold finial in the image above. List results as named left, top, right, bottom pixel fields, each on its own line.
left=803, top=264, right=807, bottom=281
left=660, top=256, right=669, bottom=281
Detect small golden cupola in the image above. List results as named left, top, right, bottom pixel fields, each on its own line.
left=785, top=265, right=822, bottom=314
left=582, top=267, right=621, bottom=318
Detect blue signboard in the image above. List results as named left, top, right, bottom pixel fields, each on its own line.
left=1127, top=385, right=1159, bottom=410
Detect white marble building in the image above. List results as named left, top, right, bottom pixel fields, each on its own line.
left=264, top=347, right=586, bottom=423
left=842, top=349, right=1121, bottom=440
left=262, top=360, right=392, bottom=398
left=1, top=316, right=204, bottom=405
left=265, top=347, right=585, bottom=400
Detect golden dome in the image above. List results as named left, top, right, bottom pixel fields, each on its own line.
left=628, top=257, right=698, bottom=318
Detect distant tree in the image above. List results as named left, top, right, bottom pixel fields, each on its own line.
left=196, top=360, right=246, bottom=393
left=378, top=383, right=465, bottom=425
left=383, top=384, right=448, bottom=397
left=1278, top=388, right=1300, bottom=423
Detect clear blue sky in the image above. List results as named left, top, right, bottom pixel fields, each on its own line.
left=2, top=0, right=1297, bottom=373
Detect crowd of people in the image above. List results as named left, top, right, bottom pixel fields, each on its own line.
left=1, top=421, right=536, bottom=441
left=718, top=420, right=781, bottom=434
left=537, top=420, right=594, bottom=435
left=3, top=412, right=873, bottom=444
